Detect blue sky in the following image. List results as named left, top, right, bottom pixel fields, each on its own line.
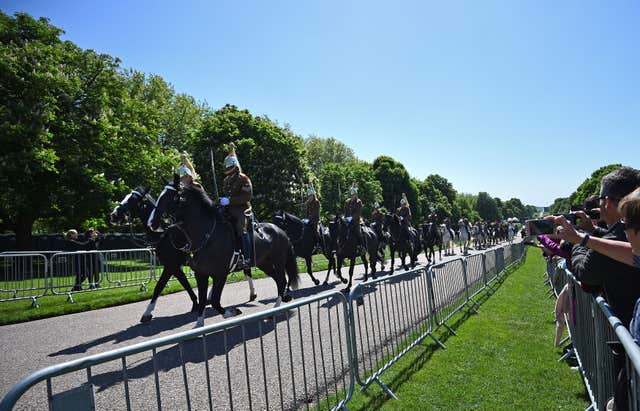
left=4, top=1, right=639, bottom=206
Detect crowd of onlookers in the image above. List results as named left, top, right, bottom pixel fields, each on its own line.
left=527, top=166, right=640, bottom=411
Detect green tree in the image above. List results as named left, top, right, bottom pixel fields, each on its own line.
left=475, top=192, right=499, bottom=221
left=569, top=164, right=622, bottom=205
left=425, top=174, right=457, bottom=204
left=372, top=156, right=418, bottom=214
left=304, top=136, right=357, bottom=176
left=189, top=105, right=311, bottom=221
left=549, top=197, right=571, bottom=214
left=417, top=179, right=451, bottom=222
left=318, top=161, right=383, bottom=220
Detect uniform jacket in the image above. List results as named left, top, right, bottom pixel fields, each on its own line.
left=223, top=171, right=252, bottom=210
left=344, top=198, right=363, bottom=222
left=306, top=198, right=320, bottom=225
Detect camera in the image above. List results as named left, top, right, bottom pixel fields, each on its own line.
left=525, top=219, right=555, bottom=235
left=570, top=205, right=584, bottom=212
left=562, top=214, right=578, bottom=225
left=587, top=209, right=601, bottom=220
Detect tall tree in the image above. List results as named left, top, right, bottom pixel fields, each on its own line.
left=304, top=136, right=357, bottom=176
left=372, top=156, right=418, bottom=214
left=189, top=105, right=312, bottom=221
left=475, top=192, right=499, bottom=221
left=569, top=164, right=622, bottom=206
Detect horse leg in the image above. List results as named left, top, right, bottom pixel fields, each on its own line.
left=336, top=254, right=347, bottom=284
left=361, top=253, right=369, bottom=282
left=389, top=245, right=396, bottom=274
left=194, top=273, right=210, bottom=328
left=323, top=252, right=333, bottom=285
left=244, top=268, right=257, bottom=301
left=262, top=264, right=288, bottom=306
left=347, top=257, right=356, bottom=291
left=140, top=267, right=172, bottom=323
left=306, top=256, right=320, bottom=286
left=175, top=269, right=198, bottom=312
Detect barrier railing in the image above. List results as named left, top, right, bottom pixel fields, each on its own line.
left=0, top=290, right=354, bottom=411
left=347, top=266, right=443, bottom=399
left=428, top=258, right=475, bottom=333
left=546, top=258, right=640, bottom=411
left=0, top=253, right=49, bottom=306
left=1, top=243, right=527, bottom=410
left=50, top=249, right=154, bottom=300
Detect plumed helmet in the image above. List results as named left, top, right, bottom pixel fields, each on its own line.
left=178, top=151, right=199, bottom=180
left=350, top=181, right=358, bottom=196
left=224, top=143, right=241, bottom=173
left=307, top=187, right=316, bottom=196
left=400, top=192, right=408, bottom=206
left=374, top=201, right=380, bottom=208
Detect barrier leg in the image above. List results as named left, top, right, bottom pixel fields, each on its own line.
left=370, top=376, right=398, bottom=400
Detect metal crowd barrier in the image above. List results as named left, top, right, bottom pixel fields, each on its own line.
left=0, top=291, right=354, bottom=411
left=1, top=243, right=527, bottom=410
left=546, top=259, right=640, bottom=411
left=0, top=253, right=49, bottom=307
left=428, top=258, right=476, bottom=333
left=50, top=249, right=154, bottom=300
left=347, top=266, right=444, bottom=398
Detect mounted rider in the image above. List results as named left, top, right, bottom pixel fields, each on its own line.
left=371, top=201, right=385, bottom=238
left=304, top=187, right=321, bottom=250
left=396, top=192, right=412, bottom=226
left=344, top=181, right=365, bottom=254
left=220, top=143, right=253, bottom=269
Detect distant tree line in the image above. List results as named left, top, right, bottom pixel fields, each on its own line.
left=0, top=12, right=537, bottom=249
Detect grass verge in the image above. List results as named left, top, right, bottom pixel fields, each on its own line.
left=341, top=251, right=588, bottom=410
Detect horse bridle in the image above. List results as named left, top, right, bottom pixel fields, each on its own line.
left=153, top=184, right=218, bottom=256
left=117, top=189, right=158, bottom=248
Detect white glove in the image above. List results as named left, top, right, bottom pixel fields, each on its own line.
left=220, top=197, right=230, bottom=206
left=399, top=216, right=404, bottom=221
left=302, top=218, right=309, bottom=224
left=346, top=216, right=353, bottom=222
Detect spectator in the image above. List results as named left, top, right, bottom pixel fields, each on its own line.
left=83, top=228, right=102, bottom=288
left=565, top=166, right=640, bottom=411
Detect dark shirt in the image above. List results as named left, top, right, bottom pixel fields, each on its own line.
left=306, top=198, right=320, bottom=225
left=571, top=221, right=640, bottom=326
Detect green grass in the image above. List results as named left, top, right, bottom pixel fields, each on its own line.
left=0, top=252, right=344, bottom=325
left=340, top=251, right=588, bottom=410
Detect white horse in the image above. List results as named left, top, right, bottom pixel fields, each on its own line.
left=458, top=219, right=471, bottom=254
left=439, top=224, right=455, bottom=256
left=507, top=223, right=515, bottom=244
left=472, top=223, right=485, bottom=249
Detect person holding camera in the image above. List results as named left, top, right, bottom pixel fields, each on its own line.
left=557, top=167, right=640, bottom=411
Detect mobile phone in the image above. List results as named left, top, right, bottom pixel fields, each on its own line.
left=563, top=214, right=578, bottom=225
left=526, top=219, right=555, bottom=235
left=587, top=209, right=601, bottom=220
left=570, top=205, right=584, bottom=212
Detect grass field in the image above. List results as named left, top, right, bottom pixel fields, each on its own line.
left=340, top=250, right=588, bottom=410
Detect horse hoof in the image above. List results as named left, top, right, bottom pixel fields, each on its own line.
left=250, top=293, right=258, bottom=302
left=140, top=314, right=152, bottom=323
left=223, top=308, right=241, bottom=318
left=282, top=294, right=292, bottom=303
left=194, top=316, right=205, bottom=328
left=190, top=303, right=198, bottom=313
left=341, top=278, right=348, bottom=284
left=313, top=279, right=320, bottom=286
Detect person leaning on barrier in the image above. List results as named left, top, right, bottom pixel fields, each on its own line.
left=558, top=167, right=640, bottom=411
left=64, top=229, right=90, bottom=291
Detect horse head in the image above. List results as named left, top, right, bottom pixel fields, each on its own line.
left=110, top=186, right=152, bottom=225
left=147, top=175, right=181, bottom=232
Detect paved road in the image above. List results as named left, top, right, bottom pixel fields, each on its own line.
left=0, top=240, right=521, bottom=410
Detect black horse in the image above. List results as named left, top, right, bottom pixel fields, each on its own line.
left=109, top=186, right=200, bottom=322
left=421, top=221, right=442, bottom=264
left=273, top=211, right=337, bottom=285
left=149, top=179, right=299, bottom=327
left=332, top=216, right=382, bottom=291
left=384, top=213, right=421, bottom=272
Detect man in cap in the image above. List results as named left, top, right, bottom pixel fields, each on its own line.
left=220, top=143, right=253, bottom=268
left=304, top=187, right=321, bottom=251
left=344, top=182, right=364, bottom=254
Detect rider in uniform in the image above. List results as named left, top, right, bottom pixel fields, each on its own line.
left=220, top=143, right=253, bottom=268
left=344, top=182, right=364, bottom=254
left=304, top=187, right=321, bottom=251
left=371, top=201, right=385, bottom=239
left=396, top=193, right=412, bottom=225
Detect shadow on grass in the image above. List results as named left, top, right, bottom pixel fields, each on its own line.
left=350, top=257, right=526, bottom=411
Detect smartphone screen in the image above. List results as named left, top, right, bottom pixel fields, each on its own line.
left=526, top=219, right=555, bottom=235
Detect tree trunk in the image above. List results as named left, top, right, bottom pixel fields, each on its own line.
left=14, top=217, right=35, bottom=251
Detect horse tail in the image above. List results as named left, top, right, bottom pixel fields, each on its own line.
left=285, top=244, right=300, bottom=290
